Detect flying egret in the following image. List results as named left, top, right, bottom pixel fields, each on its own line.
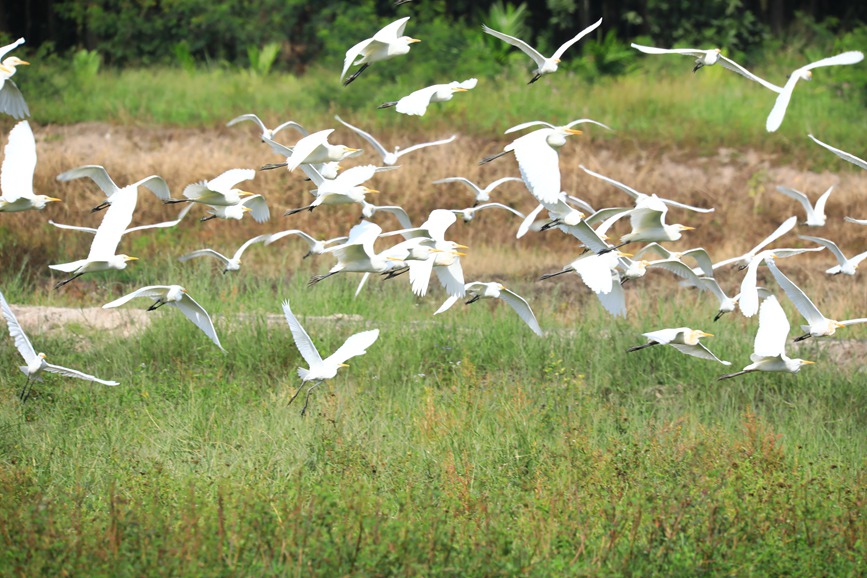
left=273, top=129, right=362, bottom=172
left=766, top=51, right=864, bottom=132
left=360, top=203, right=414, bottom=229
left=718, top=295, right=815, bottom=380
left=378, top=78, right=477, bottom=116
left=398, top=210, right=467, bottom=297
left=712, top=216, right=797, bottom=270
left=309, top=221, right=398, bottom=285
left=482, top=18, right=602, bottom=83
left=1, top=289, right=118, bottom=401
left=178, top=234, right=271, bottom=273
left=697, top=277, right=740, bottom=321
left=336, top=115, right=455, bottom=166
left=103, top=285, right=224, bottom=351
left=259, top=136, right=346, bottom=178
left=738, top=247, right=824, bottom=318
left=434, top=282, right=543, bottom=336
left=776, top=185, right=833, bottom=226
left=630, top=44, right=783, bottom=91
left=432, top=176, right=523, bottom=206
left=798, top=235, right=866, bottom=276
left=541, top=251, right=628, bottom=317
left=172, top=168, right=257, bottom=207
left=808, top=134, right=867, bottom=170
left=616, top=196, right=696, bottom=245
left=282, top=299, right=379, bottom=415
left=766, top=259, right=867, bottom=342
left=285, top=164, right=385, bottom=216
left=634, top=243, right=715, bottom=277
left=627, top=327, right=730, bottom=365
left=342, top=17, right=420, bottom=86
left=450, top=202, right=525, bottom=223
left=580, top=165, right=715, bottom=213
left=0, top=37, right=30, bottom=119
left=0, top=120, right=61, bottom=212
left=482, top=120, right=610, bottom=205
left=200, top=194, right=269, bottom=223
left=264, top=229, right=348, bottom=259
left=56, top=164, right=171, bottom=212
left=49, top=185, right=139, bottom=288
left=226, top=113, right=308, bottom=141
left=845, top=217, right=867, bottom=226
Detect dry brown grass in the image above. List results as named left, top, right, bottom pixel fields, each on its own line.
left=5, top=122, right=867, bottom=304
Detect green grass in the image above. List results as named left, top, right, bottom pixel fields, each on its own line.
left=18, top=56, right=867, bottom=162
left=1, top=260, right=865, bottom=574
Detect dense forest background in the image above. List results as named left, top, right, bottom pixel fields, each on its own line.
left=3, top=0, right=867, bottom=72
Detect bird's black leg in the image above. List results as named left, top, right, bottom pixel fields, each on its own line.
left=147, top=300, right=166, bottom=311
left=91, top=201, right=109, bottom=213
left=377, top=101, right=398, bottom=109
left=300, top=382, right=323, bottom=417
left=794, top=333, right=812, bottom=342
left=479, top=151, right=508, bottom=165
left=465, top=295, right=481, bottom=305
left=528, top=72, right=543, bottom=84
left=200, top=215, right=216, bottom=222
left=287, top=381, right=306, bottom=408
left=344, top=64, right=369, bottom=86
left=308, top=271, right=338, bottom=286
left=626, top=341, right=659, bottom=353
left=18, top=377, right=32, bottom=402
left=54, top=273, right=83, bottom=289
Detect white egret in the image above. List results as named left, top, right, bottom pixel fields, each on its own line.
left=0, top=37, right=30, bottom=119
left=1, top=289, right=118, bottom=401
left=798, top=235, right=866, bottom=276
left=259, top=136, right=347, bottom=178
left=360, top=203, right=414, bottom=229
left=282, top=299, right=379, bottom=415
left=541, top=251, right=627, bottom=317
left=49, top=185, right=139, bottom=288
left=434, top=282, right=543, bottom=336
left=630, top=44, right=783, bottom=91
left=173, top=168, right=257, bottom=207
left=738, top=247, right=824, bottom=318
left=580, top=165, right=715, bottom=213
left=103, top=285, right=224, bottom=351
left=342, top=16, right=420, bottom=86
left=634, top=243, right=715, bottom=277
left=275, top=129, right=362, bottom=172
left=712, top=216, right=797, bottom=270
left=378, top=78, right=477, bottom=116
left=0, top=120, right=61, bottom=212
left=766, top=51, right=864, bottom=132
left=336, top=115, right=455, bottom=166
left=617, top=196, right=696, bottom=245
left=808, top=134, right=867, bottom=170
left=285, top=164, right=384, bottom=216
left=718, top=295, right=815, bottom=380
left=776, top=185, right=833, bottom=226
left=201, top=194, right=269, bottom=223
left=766, top=259, right=867, bottom=342
left=399, top=210, right=467, bottom=297
left=310, top=221, right=398, bottom=285
left=450, top=202, right=525, bottom=223
left=627, top=327, right=730, bottom=365
left=432, top=176, right=523, bottom=206
left=697, top=277, right=739, bottom=321
left=178, top=234, right=271, bottom=273
left=482, top=18, right=602, bottom=83
left=226, top=113, right=307, bottom=141
left=264, top=229, right=348, bottom=259
left=57, top=164, right=171, bottom=212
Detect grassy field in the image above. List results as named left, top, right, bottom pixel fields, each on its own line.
left=1, top=56, right=867, bottom=573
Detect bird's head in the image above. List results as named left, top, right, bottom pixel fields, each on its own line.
left=554, top=58, right=562, bottom=63
left=38, top=352, right=46, bottom=359
left=35, top=195, right=62, bottom=208
left=713, top=48, right=722, bottom=54
left=496, top=283, right=506, bottom=291
left=1, top=56, right=29, bottom=71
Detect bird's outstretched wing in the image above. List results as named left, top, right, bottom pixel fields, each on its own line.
left=282, top=300, right=324, bottom=368
left=482, top=25, right=546, bottom=67
left=208, top=168, right=256, bottom=194
left=499, top=288, right=543, bottom=336
left=42, top=363, right=119, bottom=386
left=765, top=259, right=825, bottom=326
left=398, top=135, right=457, bottom=157
left=0, top=80, right=30, bottom=119
left=552, top=18, right=602, bottom=60
left=324, top=329, right=380, bottom=367
left=178, top=249, right=230, bottom=265
left=335, top=115, right=389, bottom=159
left=0, top=289, right=38, bottom=364
left=56, top=164, right=120, bottom=195
left=102, top=286, right=172, bottom=308
left=754, top=295, right=789, bottom=357
left=177, top=293, right=224, bottom=351
left=808, top=134, right=867, bottom=170
left=1, top=120, right=36, bottom=202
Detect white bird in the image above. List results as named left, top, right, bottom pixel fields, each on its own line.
left=712, top=216, right=797, bottom=270
left=432, top=175, right=523, bottom=205
left=697, top=277, right=740, bottom=321
left=400, top=210, right=467, bottom=297
left=776, top=184, right=833, bottom=226
left=360, top=203, right=414, bottom=229
left=378, top=78, right=477, bottom=116
left=201, top=194, right=270, bottom=223
left=259, top=136, right=347, bottom=178
left=336, top=115, right=456, bottom=166
left=808, top=134, right=867, bottom=170
left=798, top=235, right=867, bottom=276
left=541, top=251, right=627, bottom=317
left=0, top=120, right=61, bottom=212
left=0, top=37, right=30, bottom=119
left=341, top=16, right=421, bottom=85
left=285, top=164, right=384, bottom=216
left=450, top=202, right=525, bottom=223
left=277, top=129, right=362, bottom=173
left=282, top=299, right=379, bottom=415
left=49, top=204, right=192, bottom=235
left=737, top=247, right=824, bottom=318
left=627, top=327, right=730, bottom=365
left=175, top=168, right=257, bottom=207
left=264, top=229, right=348, bottom=259
left=57, top=164, right=171, bottom=212
left=1, top=289, right=118, bottom=401
left=580, top=165, right=715, bottom=213
left=617, top=196, right=696, bottom=245
left=482, top=18, right=602, bottom=83
left=718, top=295, right=815, bottom=380
left=845, top=217, right=867, bottom=226
left=630, top=44, right=783, bottom=91
left=634, top=242, right=715, bottom=277
left=766, top=51, right=864, bottom=132
left=49, top=185, right=140, bottom=288
left=482, top=120, right=607, bottom=205
left=310, top=221, right=399, bottom=285
left=766, top=259, right=867, bottom=341
left=103, top=285, right=224, bottom=351
left=434, top=282, right=542, bottom=336
left=226, top=113, right=307, bottom=141
left=178, top=234, right=271, bottom=273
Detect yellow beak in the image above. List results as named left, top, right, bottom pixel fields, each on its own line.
left=565, top=129, right=583, bottom=135
left=339, top=363, right=350, bottom=367
left=125, top=256, right=139, bottom=262
left=47, top=197, right=62, bottom=202
left=408, top=38, right=422, bottom=44
left=802, top=360, right=815, bottom=365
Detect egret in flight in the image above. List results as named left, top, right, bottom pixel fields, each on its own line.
left=0, top=37, right=30, bottom=119
left=627, top=327, right=730, bottom=365
left=342, top=17, right=420, bottom=86
left=0, top=120, right=61, bottom=212
left=336, top=115, right=455, bottom=166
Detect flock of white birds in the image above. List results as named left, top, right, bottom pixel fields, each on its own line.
left=0, top=9, right=866, bottom=412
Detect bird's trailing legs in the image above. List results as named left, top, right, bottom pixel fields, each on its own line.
left=717, top=370, right=751, bottom=381
left=343, top=63, right=370, bottom=86
left=308, top=272, right=338, bottom=286
left=147, top=300, right=167, bottom=311
left=598, top=241, right=630, bottom=255
left=377, top=101, right=398, bottom=109
left=479, top=151, right=508, bottom=165
left=794, top=333, right=812, bottom=342
left=528, top=72, right=543, bottom=84
left=465, top=295, right=481, bottom=305
left=18, top=377, right=33, bottom=403
left=285, top=205, right=314, bottom=216
left=54, top=273, right=84, bottom=289
left=164, top=198, right=190, bottom=205
left=713, top=310, right=728, bottom=322
left=200, top=215, right=217, bottom=222
left=91, top=201, right=110, bottom=213
left=300, top=382, right=323, bottom=417
left=539, top=269, right=573, bottom=281
left=626, top=341, right=660, bottom=353
left=260, top=162, right=288, bottom=171
left=693, top=61, right=704, bottom=73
